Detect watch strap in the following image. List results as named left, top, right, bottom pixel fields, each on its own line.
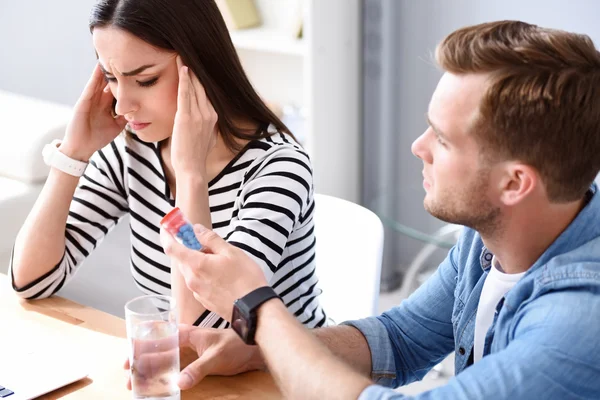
left=42, top=139, right=88, bottom=177
left=232, top=286, right=281, bottom=345
left=238, top=286, right=280, bottom=314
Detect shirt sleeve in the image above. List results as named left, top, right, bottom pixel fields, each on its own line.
left=10, top=140, right=129, bottom=299
left=224, top=146, right=314, bottom=282
left=344, top=236, right=462, bottom=388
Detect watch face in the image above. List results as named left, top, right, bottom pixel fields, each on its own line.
left=232, top=306, right=249, bottom=341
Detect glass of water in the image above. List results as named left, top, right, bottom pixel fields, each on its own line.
left=125, top=295, right=180, bottom=400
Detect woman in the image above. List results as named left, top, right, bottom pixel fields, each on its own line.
left=10, top=0, right=326, bottom=329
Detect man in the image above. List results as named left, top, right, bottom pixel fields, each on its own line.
left=158, top=21, right=600, bottom=399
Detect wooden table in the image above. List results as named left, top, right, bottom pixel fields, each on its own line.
left=0, top=274, right=282, bottom=399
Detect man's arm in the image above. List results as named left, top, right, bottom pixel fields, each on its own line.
left=250, top=241, right=460, bottom=399
left=255, top=299, right=373, bottom=399
left=340, top=237, right=463, bottom=389
left=356, top=287, right=600, bottom=399
left=255, top=284, right=600, bottom=400
left=161, top=320, right=373, bottom=390
left=160, top=224, right=461, bottom=396
left=312, top=325, right=373, bottom=376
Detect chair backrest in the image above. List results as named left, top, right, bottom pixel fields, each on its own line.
left=313, top=193, right=384, bottom=324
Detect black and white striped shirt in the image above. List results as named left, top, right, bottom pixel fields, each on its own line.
left=11, top=128, right=327, bottom=328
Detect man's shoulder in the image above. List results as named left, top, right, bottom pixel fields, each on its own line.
left=501, top=234, right=600, bottom=324
left=536, top=237, right=600, bottom=288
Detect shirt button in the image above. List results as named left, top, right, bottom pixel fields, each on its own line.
left=459, top=347, right=466, bottom=355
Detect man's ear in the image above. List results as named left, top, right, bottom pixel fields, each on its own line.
left=497, top=163, right=538, bottom=206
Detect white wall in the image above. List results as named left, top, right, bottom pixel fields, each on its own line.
left=0, top=1, right=98, bottom=105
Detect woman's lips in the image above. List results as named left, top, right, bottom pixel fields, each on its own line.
left=129, top=122, right=151, bottom=131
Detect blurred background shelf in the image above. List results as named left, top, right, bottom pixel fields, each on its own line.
left=225, top=0, right=361, bottom=203
left=230, top=27, right=304, bottom=56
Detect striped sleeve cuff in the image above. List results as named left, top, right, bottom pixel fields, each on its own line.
left=9, top=246, right=67, bottom=299
left=342, top=316, right=398, bottom=387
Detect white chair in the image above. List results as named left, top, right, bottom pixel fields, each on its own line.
left=0, top=90, right=72, bottom=273
left=313, top=193, right=384, bottom=324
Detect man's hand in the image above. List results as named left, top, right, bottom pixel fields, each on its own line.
left=160, top=225, right=268, bottom=321
left=125, top=324, right=264, bottom=390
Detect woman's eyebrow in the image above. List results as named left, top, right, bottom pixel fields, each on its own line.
left=98, top=63, right=157, bottom=77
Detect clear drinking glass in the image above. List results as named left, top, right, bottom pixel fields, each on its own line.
left=125, top=295, right=180, bottom=400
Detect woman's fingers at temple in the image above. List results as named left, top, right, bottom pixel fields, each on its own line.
left=176, top=56, right=190, bottom=115
left=98, top=81, right=116, bottom=112
left=77, top=64, right=105, bottom=109
left=176, top=55, right=200, bottom=116
left=187, top=66, right=199, bottom=113
left=188, top=68, right=210, bottom=115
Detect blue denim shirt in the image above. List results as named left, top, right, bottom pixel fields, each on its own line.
left=346, top=184, right=600, bottom=399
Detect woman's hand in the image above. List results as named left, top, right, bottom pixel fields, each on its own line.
left=170, top=56, right=218, bottom=178
left=60, top=64, right=127, bottom=161
left=177, top=325, right=264, bottom=389
left=124, top=325, right=264, bottom=391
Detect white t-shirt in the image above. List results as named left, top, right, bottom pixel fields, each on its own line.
left=474, top=256, right=526, bottom=362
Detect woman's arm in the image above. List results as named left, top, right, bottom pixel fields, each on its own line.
left=168, top=57, right=218, bottom=324
left=12, top=162, right=82, bottom=289
left=12, top=64, right=128, bottom=298
left=173, top=175, right=212, bottom=324
left=11, top=142, right=129, bottom=298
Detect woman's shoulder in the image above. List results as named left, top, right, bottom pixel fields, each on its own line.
left=248, top=127, right=311, bottom=163
left=237, top=128, right=313, bottom=186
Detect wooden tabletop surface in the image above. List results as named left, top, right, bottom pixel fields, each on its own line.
left=0, top=273, right=282, bottom=399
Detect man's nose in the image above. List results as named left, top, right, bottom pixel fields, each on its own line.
left=411, top=131, right=430, bottom=163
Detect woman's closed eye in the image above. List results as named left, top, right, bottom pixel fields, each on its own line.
left=137, top=77, right=158, bottom=88
left=103, top=75, right=159, bottom=88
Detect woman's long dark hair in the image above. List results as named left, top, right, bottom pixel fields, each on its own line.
left=90, top=0, right=294, bottom=151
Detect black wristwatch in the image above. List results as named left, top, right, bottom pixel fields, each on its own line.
left=231, top=286, right=281, bottom=345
